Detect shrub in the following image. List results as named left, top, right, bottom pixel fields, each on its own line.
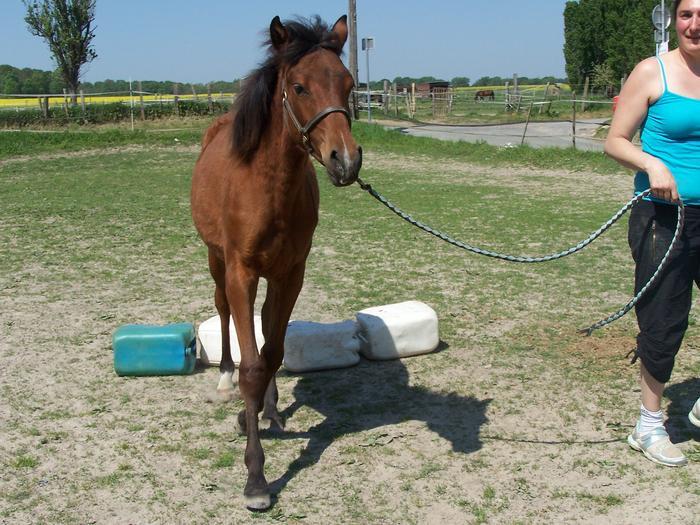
left=0, top=100, right=231, bottom=128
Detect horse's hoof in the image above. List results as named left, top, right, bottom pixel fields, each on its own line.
left=204, top=388, right=238, bottom=404
left=216, top=388, right=239, bottom=402
left=245, top=493, right=271, bottom=511
left=259, top=414, right=285, bottom=432
left=233, top=409, right=247, bottom=435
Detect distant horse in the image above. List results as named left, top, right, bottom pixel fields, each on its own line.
left=191, top=14, right=362, bottom=510
left=474, top=89, right=495, bottom=101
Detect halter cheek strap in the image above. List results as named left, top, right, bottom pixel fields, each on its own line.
left=282, top=89, right=351, bottom=164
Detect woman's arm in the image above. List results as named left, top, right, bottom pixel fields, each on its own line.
left=604, top=57, right=679, bottom=202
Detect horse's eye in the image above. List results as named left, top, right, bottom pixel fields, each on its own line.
left=293, top=84, right=305, bottom=95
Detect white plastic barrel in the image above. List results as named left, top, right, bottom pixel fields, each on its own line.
left=355, top=301, right=439, bottom=360
left=197, top=315, right=361, bottom=372
left=282, top=320, right=361, bottom=372
left=197, top=314, right=265, bottom=365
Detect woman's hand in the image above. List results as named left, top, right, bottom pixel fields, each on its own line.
left=645, top=156, right=679, bottom=203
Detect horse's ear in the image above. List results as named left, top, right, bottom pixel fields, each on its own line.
left=331, top=15, right=348, bottom=48
left=270, top=16, right=288, bottom=49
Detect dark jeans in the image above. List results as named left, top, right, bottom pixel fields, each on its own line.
left=628, top=200, right=700, bottom=383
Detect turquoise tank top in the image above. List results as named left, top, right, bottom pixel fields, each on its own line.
left=634, top=56, right=700, bottom=205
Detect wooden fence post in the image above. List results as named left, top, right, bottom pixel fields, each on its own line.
left=521, top=101, right=534, bottom=146
left=42, top=96, right=49, bottom=118
left=411, top=82, right=416, bottom=116
left=62, top=88, right=69, bottom=116
left=138, top=81, right=145, bottom=120
left=539, top=82, right=550, bottom=115
left=383, top=80, right=389, bottom=114
left=207, top=83, right=213, bottom=113
left=79, top=90, right=86, bottom=122
left=393, top=83, right=398, bottom=117
left=504, top=81, right=510, bottom=111
left=581, top=76, right=589, bottom=112
left=174, top=83, right=180, bottom=117
left=572, top=92, right=577, bottom=149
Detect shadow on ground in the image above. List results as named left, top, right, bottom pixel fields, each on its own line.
left=268, top=343, right=491, bottom=498
left=665, top=377, right=700, bottom=443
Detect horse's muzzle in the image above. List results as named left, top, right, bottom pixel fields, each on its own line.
left=326, top=146, right=362, bottom=187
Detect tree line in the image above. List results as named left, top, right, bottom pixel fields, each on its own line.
left=0, top=65, right=238, bottom=95
left=563, top=0, right=675, bottom=93
left=1, top=65, right=569, bottom=96
left=363, top=75, right=566, bottom=91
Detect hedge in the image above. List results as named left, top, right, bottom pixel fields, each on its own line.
left=0, top=100, right=232, bottom=127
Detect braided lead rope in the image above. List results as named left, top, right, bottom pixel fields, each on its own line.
left=355, top=178, right=684, bottom=334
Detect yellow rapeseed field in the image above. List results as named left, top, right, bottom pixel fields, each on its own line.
left=0, top=93, right=234, bottom=109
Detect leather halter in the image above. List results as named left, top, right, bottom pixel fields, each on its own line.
left=282, top=89, right=351, bottom=164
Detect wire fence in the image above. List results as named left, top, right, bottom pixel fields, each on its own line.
left=0, top=82, right=617, bottom=149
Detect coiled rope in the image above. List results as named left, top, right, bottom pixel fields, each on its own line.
left=355, top=179, right=684, bottom=335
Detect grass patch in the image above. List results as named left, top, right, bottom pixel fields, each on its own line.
left=12, top=455, right=39, bottom=469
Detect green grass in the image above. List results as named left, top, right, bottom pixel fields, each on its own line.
left=0, top=126, right=202, bottom=158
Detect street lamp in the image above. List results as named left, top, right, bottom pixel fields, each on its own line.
left=362, top=37, right=374, bottom=122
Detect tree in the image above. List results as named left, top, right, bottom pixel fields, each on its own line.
left=450, top=76, right=471, bottom=87
left=23, top=0, right=97, bottom=102
left=563, top=0, right=658, bottom=92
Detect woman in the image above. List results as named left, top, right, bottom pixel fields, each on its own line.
left=605, top=0, right=700, bottom=467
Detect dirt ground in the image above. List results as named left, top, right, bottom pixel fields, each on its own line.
left=1, top=148, right=698, bottom=524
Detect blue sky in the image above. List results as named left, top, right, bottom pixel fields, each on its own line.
left=2, top=1, right=570, bottom=83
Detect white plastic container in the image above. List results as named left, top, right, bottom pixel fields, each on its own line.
left=355, top=301, right=439, bottom=360
left=197, top=314, right=265, bottom=365
left=283, top=320, right=361, bottom=372
left=198, top=315, right=361, bottom=372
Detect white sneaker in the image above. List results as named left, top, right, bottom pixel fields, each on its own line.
left=627, top=424, right=687, bottom=467
left=690, top=399, right=700, bottom=428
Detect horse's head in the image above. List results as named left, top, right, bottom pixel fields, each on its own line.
left=272, top=15, right=362, bottom=187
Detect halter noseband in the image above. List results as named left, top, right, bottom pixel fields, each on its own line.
left=282, top=89, right=351, bottom=164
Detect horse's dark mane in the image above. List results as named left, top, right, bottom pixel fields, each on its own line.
left=232, top=16, right=344, bottom=162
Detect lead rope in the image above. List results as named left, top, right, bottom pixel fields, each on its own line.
left=355, top=178, right=685, bottom=335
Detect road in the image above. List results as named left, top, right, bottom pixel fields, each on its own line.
left=395, top=118, right=608, bottom=152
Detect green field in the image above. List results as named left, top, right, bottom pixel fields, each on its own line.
left=1, top=120, right=697, bottom=524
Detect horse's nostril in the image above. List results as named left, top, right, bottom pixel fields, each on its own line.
left=330, top=150, right=339, bottom=161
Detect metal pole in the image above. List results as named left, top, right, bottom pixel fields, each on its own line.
left=348, top=0, right=359, bottom=120
left=661, top=0, right=666, bottom=47
left=129, top=77, right=134, bottom=132
left=366, top=45, right=371, bottom=122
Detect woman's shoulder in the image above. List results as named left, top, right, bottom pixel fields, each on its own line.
left=632, top=56, right=662, bottom=79
left=625, top=57, right=664, bottom=101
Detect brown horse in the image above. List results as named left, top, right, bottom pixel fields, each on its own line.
left=474, top=89, right=495, bottom=101
left=191, top=14, right=362, bottom=510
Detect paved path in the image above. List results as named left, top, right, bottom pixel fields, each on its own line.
left=397, top=118, right=608, bottom=152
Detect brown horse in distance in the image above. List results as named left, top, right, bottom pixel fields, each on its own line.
left=474, top=89, right=495, bottom=101
left=191, top=15, right=362, bottom=510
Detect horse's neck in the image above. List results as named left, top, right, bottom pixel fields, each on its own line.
left=256, top=99, right=310, bottom=182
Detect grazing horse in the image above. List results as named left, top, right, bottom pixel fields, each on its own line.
left=191, top=14, right=362, bottom=510
left=474, top=89, right=495, bottom=101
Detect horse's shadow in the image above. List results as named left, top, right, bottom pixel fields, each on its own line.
left=664, top=377, right=700, bottom=443
left=268, top=342, right=491, bottom=496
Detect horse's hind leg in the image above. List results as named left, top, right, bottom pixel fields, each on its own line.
left=208, top=249, right=237, bottom=401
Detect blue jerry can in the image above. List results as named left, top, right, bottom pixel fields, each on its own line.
left=113, top=323, right=196, bottom=376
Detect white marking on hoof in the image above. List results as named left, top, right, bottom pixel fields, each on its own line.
left=217, top=371, right=235, bottom=391
left=245, top=493, right=271, bottom=511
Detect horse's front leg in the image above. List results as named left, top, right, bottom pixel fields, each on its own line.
left=225, top=261, right=277, bottom=510
left=258, top=264, right=305, bottom=431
